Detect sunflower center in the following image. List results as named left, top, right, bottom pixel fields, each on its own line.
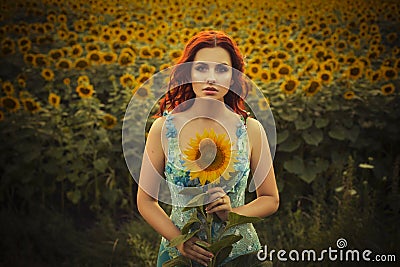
left=195, top=138, right=217, bottom=169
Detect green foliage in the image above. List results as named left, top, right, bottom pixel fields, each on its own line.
left=165, top=209, right=263, bottom=267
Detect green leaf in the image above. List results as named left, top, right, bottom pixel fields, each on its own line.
left=294, top=114, right=313, bottom=130
left=66, top=190, right=81, bottom=204
left=315, top=117, right=329, bottom=128
left=347, top=125, right=360, bottom=143
left=162, top=255, right=191, bottom=267
left=276, top=129, right=289, bottom=144
left=277, top=136, right=302, bottom=152
left=181, top=211, right=201, bottom=235
left=215, top=245, right=233, bottom=266
left=224, top=212, right=262, bottom=232
left=328, top=125, right=346, bottom=140
left=93, top=157, right=109, bottom=172
left=278, top=109, right=299, bottom=122
left=168, top=229, right=200, bottom=248
left=207, top=234, right=242, bottom=254
left=182, top=192, right=208, bottom=211
left=283, top=156, right=304, bottom=175
left=302, top=127, right=323, bottom=146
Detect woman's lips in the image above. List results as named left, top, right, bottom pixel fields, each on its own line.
left=203, top=87, right=218, bottom=94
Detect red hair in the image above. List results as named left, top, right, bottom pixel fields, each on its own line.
left=157, top=30, right=250, bottom=120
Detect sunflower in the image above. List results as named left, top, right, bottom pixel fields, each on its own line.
left=303, top=79, right=321, bottom=96
left=269, top=58, right=282, bottom=70
left=151, top=47, right=164, bottom=59
left=139, top=46, right=152, bottom=59
left=260, top=70, right=270, bottom=83
left=48, top=93, right=60, bottom=108
left=101, top=113, right=118, bottom=129
left=132, top=85, right=151, bottom=99
left=77, top=75, right=90, bottom=85
left=41, top=68, right=55, bottom=81
left=182, top=128, right=237, bottom=185
left=169, top=49, right=182, bottom=61
left=317, top=70, right=333, bottom=84
left=56, top=58, right=72, bottom=70
left=136, top=73, right=152, bottom=85
left=345, top=63, right=364, bottom=80
left=247, top=63, right=262, bottom=79
left=280, top=76, right=299, bottom=94
left=118, top=51, right=135, bottom=66
left=381, top=66, right=397, bottom=80
left=102, top=52, right=117, bottom=64
left=86, top=50, right=103, bottom=64
left=22, top=98, right=40, bottom=113
left=258, top=98, right=270, bottom=111
left=120, top=73, right=135, bottom=88
left=70, top=44, right=83, bottom=58
left=381, top=83, right=395, bottom=96
left=63, top=78, right=71, bottom=85
left=76, top=84, right=94, bottom=98
left=74, top=58, right=90, bottom=70
left=1, top=96, right=20, bottom=112
left=2, top=81, right=14, bottom=95
left=33, top=54, right=50, bottom=67
left=277, top=64, right=292, bottom=76
left=343, top=91, right=355, bottom=100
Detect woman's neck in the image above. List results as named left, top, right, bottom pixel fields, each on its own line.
left=184, top=97, right=231, bottom=118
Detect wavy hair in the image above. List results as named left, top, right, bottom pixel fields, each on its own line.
left=157, top=30, right=250, bottom=120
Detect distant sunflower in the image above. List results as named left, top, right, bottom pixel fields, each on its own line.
left=182, top=129, right=237, bottom=185
left=381, top=83, right=395, bottom=95
left=101, top=113, right=118, bottom=129
left=139, top=64, right=156, bottom=75
left=247, top=63, right=262, bottom=79
left=269, top=59, right=282, bottom=70
left=151, top=47, right=164, bottom=59
left=70, top=44, right=83, bottom=58
left=77, top=75, right=90, bottom=85
left=118, top=51, right=135, bottom=66
left=317, top=70, right=333, bottom=84
left=49, top=49, right=65, bottom=61
left=2, top=81, right=14, bottom=95
left=1, top=96, right=20, bottom=112
left=159, top=63, right=171, bottom=71
left=280, top=77, right=299, bottom=94
left=63, top=78, right=71, bottom=86
left=133, top=85, right=151, bottom=99
left=76, top=84, right=94, bottom=98
left=120, top=73, right=135, bottom=88
left=41, top=68, right=55, bottom=81
left=22, top=98, right=40, bottom=113
left=343, top=91, right=355, bottom=100
left=48, top=93, right=60, bottom=108
left=169, top=49, right=182, bottom=61
left=86, top=50, right=103, bottom=64
left=345, top=63, right=364, bottom=80
left=102, top=52, right=117, bottom=64
left=303, top=79, right=321, bottom=96
left=139, top=46, right=152, bottom=59
left=277, top=64, right=292, bottom=76
left=56, top=58, right=72, bottom=70
left=381, top=66, right=397, bottom=80
left=260, top=70, right=270, bottom=83
left=258, top=98, right=270, bottom=110
left=74, top=58, right=90, bottom=70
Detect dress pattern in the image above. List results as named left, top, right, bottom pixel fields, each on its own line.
left=157, top=111, right=261, bottom=266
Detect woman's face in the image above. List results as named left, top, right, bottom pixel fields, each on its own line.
left=191, top=47, right=233, bottom=101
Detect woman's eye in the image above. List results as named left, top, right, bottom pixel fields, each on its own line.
left=216, top=65, right=229, bottom=72
left=195, top=65, right=208, bottom=72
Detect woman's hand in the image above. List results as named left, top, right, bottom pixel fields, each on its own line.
left=176, top=236, right=213, bottom=266
left=205, top=187, right=232, bottom=221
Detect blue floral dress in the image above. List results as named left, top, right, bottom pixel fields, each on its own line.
left=157, top=111, right=261, bottom=266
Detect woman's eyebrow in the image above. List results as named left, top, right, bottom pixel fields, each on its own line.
left=193, top=61, right=230, bottom=65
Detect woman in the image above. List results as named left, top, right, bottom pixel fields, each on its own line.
left=137, top=30, right=279, bottom=266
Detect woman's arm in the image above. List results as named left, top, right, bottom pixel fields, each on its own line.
left=231, top=117, right=279, bottom=218
left=136, top=117, right=182, bottom=241
left=137, top=117, right=213, bottom=266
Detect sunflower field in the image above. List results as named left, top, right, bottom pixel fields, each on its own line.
left=0, top=0, right=399, bottom=266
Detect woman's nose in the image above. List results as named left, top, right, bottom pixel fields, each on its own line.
left=206, top=77, right=216, bottom=84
